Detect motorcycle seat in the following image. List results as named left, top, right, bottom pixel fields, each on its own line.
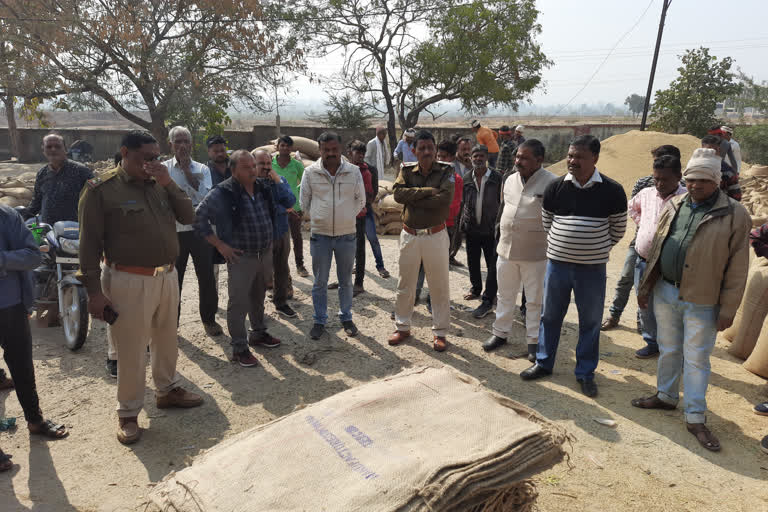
left=53, top=221, right=80, bottom=240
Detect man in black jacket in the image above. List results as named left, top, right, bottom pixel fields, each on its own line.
left=460, top=145, right=502, bottom=319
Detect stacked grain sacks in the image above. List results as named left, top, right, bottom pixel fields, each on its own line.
left=0, top=178, right=33, bottom=207
left=737, top=165, right=768, bottom=226
left=371, top=179, right=403, bottom=235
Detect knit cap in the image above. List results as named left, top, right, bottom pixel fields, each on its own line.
left=684, top=148, right=721, bottom=184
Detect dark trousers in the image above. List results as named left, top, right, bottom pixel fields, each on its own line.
left=537, top=260, right=606, bottom=380
left=355, top=217, right=366, bottom=287
left=177, top=231, right=218, bottom=324
left=227, top=251, right=273, bottom=353
left=466, top=233, right=498, bottom=303
left=448, top=224, right=462, bottom=260
left=0, top=303, right=43, bottom=424
left=288, top=211, right=305, bottom=268
left=272, top=232, right=292, bottom=307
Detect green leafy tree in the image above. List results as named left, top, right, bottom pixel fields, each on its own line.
left=735, top=125, right=768, bottom=165
left=322, top=93, right=375, bottom=131
left=624, top=93, right=645, bottom=118
left=729, top=71, right=768, bottom=117
left=295, top=0, right=549, bottom=150
left=650, top=47, right=741, bottom=136
left=1, top=0, right=305, bottom=150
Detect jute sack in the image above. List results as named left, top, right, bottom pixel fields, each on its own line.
left=380, top=194, right=403, bottom=213
left=271, top=136, right=320, bottom=160
left=0, top=196, right=25, bottom=207
left=144, top=367, right=567, bottom=512
left=726, top=258, right=768, bottom=358
left=744, top=323, right=768, bottom=379
left=0, top=187, right=33, bottom=200
left=383, top=221, right=403, bottom=235
left=251, top=144, right=276, bottom=156
left=379, top=211, right=402, bottom=226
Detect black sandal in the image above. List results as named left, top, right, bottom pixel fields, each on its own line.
left=28, top=419, right=68, bottom=439
left=686, top=422, right=721, bottom=452
left=630, top=394, right=677, bottom=410
left=0, top=450, right=13, bottom=472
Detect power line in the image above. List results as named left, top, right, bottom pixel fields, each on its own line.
left=550, top=0, right=656, bottom=117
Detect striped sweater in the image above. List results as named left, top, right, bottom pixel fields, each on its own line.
left=542, top=171, right=627, bottom=264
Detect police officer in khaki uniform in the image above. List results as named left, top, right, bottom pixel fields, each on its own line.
left=78, top=130, right=203, bottom=445
left=388, top=130, right=455, bottom=352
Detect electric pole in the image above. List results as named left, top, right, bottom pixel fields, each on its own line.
left=640, top=0, right=671, bottom=131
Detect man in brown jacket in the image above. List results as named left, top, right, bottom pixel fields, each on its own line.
left=389, top=130, right=455, bottom=352
left=632, top=148, right=751, bottom=452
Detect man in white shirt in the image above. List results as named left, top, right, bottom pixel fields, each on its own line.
left=164, top=126, right=221, bottom=336
left=720, top=126, right=741, bottom=173
left=365, top=126, right=391, bottom=181
left=484, top=140, right=557, bottom=360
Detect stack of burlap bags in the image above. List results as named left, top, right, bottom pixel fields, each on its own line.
left=252, top=135, right=320, bottom=169
left=738, top=166, right=768, bottom=227
left=144, top=367, right=568, bottom=512
left=371, top=179, right=404, bottom=235
left=723, top=253, right=768, bottom=379
left=0, top=177, right=34, bottom=207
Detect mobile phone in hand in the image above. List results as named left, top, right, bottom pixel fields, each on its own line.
left=103, top=305, right=119, bottom=325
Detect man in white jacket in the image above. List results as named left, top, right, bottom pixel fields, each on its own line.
left=300, top=132, right=366, bottom=340
left=365, top=126, right=391, bottom=181
left=483, top=139, right=557, bottom=361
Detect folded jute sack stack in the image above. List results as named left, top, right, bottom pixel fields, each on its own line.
left=144, top=367, right=567, bottom=512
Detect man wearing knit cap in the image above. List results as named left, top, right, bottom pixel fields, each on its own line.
left=633, top=147, right=751, bottom=453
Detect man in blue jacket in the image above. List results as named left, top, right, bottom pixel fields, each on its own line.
left=0, top=205, right=69, bottom=471
left=195, top=150, right=295, bottom=368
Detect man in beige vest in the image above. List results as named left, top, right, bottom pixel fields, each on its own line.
left=484, top=139, right=557, bottom=361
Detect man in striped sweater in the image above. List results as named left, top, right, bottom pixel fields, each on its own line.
left=521, top=135, right=627, bottom=398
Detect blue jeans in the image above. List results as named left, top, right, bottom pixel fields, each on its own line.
left=310, top=233, right=356, bottom=325
left=364, top=209, right=385, bottom=270
left=653, top=280, right=718, bottom=424
left=537, top=260, right=606, bottom=380
left=608, top=246, right=637, bottom=319
left=634, top=258, right=658, bottom=350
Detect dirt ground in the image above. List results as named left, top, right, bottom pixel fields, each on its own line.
left=0, top=165, right=767, bottom=511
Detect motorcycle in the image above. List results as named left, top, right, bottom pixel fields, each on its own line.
left=17, top=207, right=89, bottom=350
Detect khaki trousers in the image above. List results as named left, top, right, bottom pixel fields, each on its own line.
left=102, top=266, right=181, bottom=418
left=394, top=229, right=450, bottom=337
left=492, top=257, right=546, bottom=344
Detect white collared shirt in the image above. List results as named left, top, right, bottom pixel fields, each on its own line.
left=163, top=157, right=212, bottom=232
left=473, top=168, right=490, bottom=224
left=565, top=168, right=602, bottom=189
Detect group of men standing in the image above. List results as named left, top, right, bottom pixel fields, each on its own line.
left=0, top=121, right=763, bottom=459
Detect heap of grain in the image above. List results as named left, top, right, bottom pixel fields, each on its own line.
left=548, top=129, right=703, bottom=191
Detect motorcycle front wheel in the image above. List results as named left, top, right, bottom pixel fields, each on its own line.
left=61, top=285, right=89, bottom=350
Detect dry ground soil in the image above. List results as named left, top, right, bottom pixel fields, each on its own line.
left=0, top=163, right=766, bottom=511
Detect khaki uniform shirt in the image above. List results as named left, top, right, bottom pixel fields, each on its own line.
left=393, top=160, right=455, bottom=230
left=77, top=165, right=196, bottom=294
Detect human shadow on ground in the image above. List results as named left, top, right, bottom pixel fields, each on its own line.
left=127, top=380, right=230, bottom=483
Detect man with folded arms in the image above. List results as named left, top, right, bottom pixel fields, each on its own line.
left=520, top=135, right=627, bottom=398
left=79, top=130, right=203, bottom=444
left=484, top=139, right=557, bottom=361
left=389, top=130, right=455, bottom=352
left=633, top=148, right=750, bottom=452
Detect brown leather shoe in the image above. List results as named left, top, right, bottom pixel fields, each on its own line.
left=433, top=336, right=448, bottom=352
left=156, top=386, right=203, bottom=409
left=117, top=416, right=141, bottom=445
left=600, top=317, right=619, bottom=331
left=388, top=330, right=411, bottom=346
